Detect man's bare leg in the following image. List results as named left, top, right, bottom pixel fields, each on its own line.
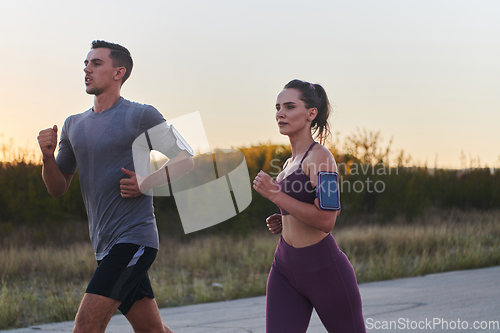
left=73, top=293, right=121, bottom=333
left=126, top=297, right=174, bottom=333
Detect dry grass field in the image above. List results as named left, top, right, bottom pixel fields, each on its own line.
left=1, top=209, right=499, bottom=329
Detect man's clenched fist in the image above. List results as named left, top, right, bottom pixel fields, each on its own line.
left=38, top=125, right=58, bottom=159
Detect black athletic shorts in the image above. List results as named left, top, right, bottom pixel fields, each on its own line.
left=86, top=243, right=157, bottom=315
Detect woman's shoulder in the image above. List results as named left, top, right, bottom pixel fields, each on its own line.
left=311, top=143, right=335, bottom=162
left=305, top=143, right=337, bottom=173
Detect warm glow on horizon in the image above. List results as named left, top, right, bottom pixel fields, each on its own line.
left=1, top=0, right=499, bottom=169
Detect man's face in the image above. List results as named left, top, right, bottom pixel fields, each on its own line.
left=83, top=48, right=118, bottom=95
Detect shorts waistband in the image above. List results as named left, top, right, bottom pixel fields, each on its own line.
left=274, top=233, right=342, bottom=273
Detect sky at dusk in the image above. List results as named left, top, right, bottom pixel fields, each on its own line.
left=1, top=0, right=499, bottom=168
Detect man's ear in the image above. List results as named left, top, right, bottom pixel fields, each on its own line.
left=114, top=67, right=126, bottom=82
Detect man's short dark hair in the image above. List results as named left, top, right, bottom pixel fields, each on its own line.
left=91, top=40, right=133, bottom=85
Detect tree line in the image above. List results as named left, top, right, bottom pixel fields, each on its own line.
left=0, top=130, right=499, bottom=238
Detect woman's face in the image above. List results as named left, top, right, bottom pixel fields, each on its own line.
left=275, top=88, right=317, bottom=136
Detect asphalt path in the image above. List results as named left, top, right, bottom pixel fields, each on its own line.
left=3, top=266, right=499, bottom=332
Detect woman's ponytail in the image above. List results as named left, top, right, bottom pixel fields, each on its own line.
left=283, top=79, right=332, bottom=145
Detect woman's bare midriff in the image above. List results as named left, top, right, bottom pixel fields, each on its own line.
left=281, top=214, right=329, bottom=248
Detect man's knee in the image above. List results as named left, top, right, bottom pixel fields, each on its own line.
left=126, top=297, right=173, bottom=333
left=73, top=293, right=120, bottom=333
left=73, top=322, right=107, bottom=333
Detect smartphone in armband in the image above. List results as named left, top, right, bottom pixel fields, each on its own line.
left=316, top=171, right=341, bottom=211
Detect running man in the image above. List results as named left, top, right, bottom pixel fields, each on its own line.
left=37, top=40, right=194, bottom=333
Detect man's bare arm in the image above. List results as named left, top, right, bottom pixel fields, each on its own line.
left=120, top=151, right=194, bottom=198
left=38, top=125, right=73, bottom=197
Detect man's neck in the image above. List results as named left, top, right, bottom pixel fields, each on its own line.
left=93, top=91, right=121, bottom=113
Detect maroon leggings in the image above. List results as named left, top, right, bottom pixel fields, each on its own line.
left=266, top=234, right=366, bottom=333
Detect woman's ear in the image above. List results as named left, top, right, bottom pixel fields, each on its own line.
left=308, top=107, right=318, bottom=121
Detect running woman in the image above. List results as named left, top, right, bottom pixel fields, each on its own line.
left=253, top=79, right=366, bottom=333
left=37, top=40, right=194, bottom=333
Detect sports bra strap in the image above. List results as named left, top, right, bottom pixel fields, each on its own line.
left=299, top=141, right=317, bottom=165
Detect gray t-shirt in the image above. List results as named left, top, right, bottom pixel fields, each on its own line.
left=56, top=97, right=167, bottom=260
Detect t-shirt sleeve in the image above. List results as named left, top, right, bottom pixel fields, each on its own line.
left=138, top=106, right=177, bottom=156
left=56, top=118, right=77, bottom=175
left=139, top=105, right=166, bottom=133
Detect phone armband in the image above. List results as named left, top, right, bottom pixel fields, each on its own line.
left=316, top=171, right=341, bottom=211
left=165, top=125, right=194, bottom=158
